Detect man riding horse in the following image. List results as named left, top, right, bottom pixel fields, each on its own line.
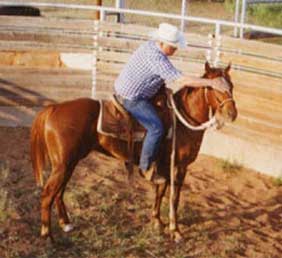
left=114, top=23, right=230, bottom=184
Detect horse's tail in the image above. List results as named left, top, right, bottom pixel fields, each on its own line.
left=30, top=106, right=53, bottom=187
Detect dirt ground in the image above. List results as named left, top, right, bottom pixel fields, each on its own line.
left=0, top=127, right=282, bottom=258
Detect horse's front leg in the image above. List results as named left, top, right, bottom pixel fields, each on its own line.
left=169, top=165, right=186, bottom=243
left=151, top=181, right=168, bottom=232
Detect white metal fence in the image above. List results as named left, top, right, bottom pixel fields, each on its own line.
left=1, top=1, right=282, bottom=38
left=234, top=0, right=282, bottom=37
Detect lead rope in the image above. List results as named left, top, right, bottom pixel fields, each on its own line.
left=169, top=106, right=177, bottom=233
left=169, top=93, right=218, bottom=131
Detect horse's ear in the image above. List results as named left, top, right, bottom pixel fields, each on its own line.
left=205, top=61, right=212, bottom=73
left=225, top=62, right=231, bottom=74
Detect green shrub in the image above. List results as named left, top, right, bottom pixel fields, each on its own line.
left=225, top=0, right=282, bottom=29
left=272, top=177, right=282, bottom=187
left=219, top=159, right=242, bottom=174
left=249, top=4, right=282, bottom=28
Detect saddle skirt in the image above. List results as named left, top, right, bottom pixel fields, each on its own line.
left=97, top=94, right=172, bottom=141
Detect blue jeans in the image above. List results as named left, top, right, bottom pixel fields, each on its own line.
left=122, top=98, right=164, bottom=171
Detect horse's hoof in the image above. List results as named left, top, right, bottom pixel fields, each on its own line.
left=170, top=231, right=184, bottom=243
left=40, top=232, right=55, bottom=245
left=41, top=225, right=50, bottom=238
left=62, top=224, right=74, bottom=233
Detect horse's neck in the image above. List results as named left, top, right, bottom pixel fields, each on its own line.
left=176, top=87, right=210, bottom=125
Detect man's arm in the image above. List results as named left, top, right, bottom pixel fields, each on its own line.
left=168, top=75, right=230, bottom=94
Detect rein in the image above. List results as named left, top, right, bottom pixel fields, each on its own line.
left=219, top=97, right=234, bottom=108
left=169, top=87, right=234, bottom=131
left=169, top=90, right=217, bottom=131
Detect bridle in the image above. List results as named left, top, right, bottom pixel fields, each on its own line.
left=169, top=81, right=234, bottom=131
left=204, top=87, right=235, bottom=112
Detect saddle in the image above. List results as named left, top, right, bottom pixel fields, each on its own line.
left=97, top=90, right=172, bottom=141
left=97, top=95, right=145, bottom=141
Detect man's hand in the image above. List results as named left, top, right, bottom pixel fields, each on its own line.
left=210, top=77, right=231, bottom=94
left=171, top=75, right=231, bottom=94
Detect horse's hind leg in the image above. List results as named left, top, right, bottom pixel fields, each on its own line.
left=41, top=163, right=66, bottom=240
left=55, top=165, right=76, bottom=233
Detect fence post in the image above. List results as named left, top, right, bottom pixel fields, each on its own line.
left=180, top=0, right=187, bottom=32
left=206, top=34, right=213, bottom=64
left=240, top=0, right=247, bottom=38
left=92, top=20, right=99, bottom=99
left=116, top=0, right=125, bottom=23
left=92, top=1, right=102, bottom=99
left=214, top=36, right=221, bottom=67
left=100, top=9, right=106, bottom=21
left=94, top=0, right=102, bottom=20
left=233, top=0, right=240, bottom=37
left=214, top=23, right=221, bottom=67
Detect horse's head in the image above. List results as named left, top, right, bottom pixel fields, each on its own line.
left=203, top=62, right=237, bottom=129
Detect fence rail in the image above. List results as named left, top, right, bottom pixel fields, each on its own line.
left=0, top=15, right=95, bottom=52
left=1, top=1, right=282, bottom=37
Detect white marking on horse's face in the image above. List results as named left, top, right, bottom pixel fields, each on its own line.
left=215, top=111, right=226, bottom=130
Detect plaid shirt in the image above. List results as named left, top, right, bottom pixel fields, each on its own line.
left=114, top=41, right=182, bottom=100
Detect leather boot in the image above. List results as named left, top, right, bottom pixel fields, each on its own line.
left=141, top=162, right=166, bottom=185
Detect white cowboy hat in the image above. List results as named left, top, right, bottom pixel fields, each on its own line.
left=150, top=23, right=186, bottom=49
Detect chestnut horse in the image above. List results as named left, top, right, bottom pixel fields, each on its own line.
left=30, top=62, right=237, bottom=241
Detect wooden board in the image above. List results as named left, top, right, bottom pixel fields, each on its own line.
left=0, top=16, right=96, bottom=52
left=0, top=66, right=92, bottom=106
left=0, top=31, right=94, bottom=45
left=231, top=69, right=282, bottom=91
left=0, top=15, right=94, bottom=32
left=0, top=40, right=94, bottom=53
left=238, top=107, right=282, bottom=128
left=235, top=93, right=282, bottom=117
left=100, top=22, right=211, bottom=47
left=221, top=36, right=282, bottom=60
left=97, top=61, right=124, bottom=75
left=221, top=124, right=282, bottom=149
left=221, top=52, right=282, bottom=76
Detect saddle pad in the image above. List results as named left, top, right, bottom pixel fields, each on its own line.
left=97, top=98, right=146, bottom=141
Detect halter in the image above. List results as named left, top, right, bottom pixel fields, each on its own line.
left=204, top=87, right=235, bottom=111
left=169, top=86, right=234, bottom=131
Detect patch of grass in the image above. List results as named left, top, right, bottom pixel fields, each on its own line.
left=225, top=0, right=282, bottom=29
left=219, top=159, right=242, bottom=174
left=179, top=204, right=200, bottom=225
left=272, top=177, right=282, bottom=187
left=0, top=161, right=10, bottom=222
left=248, top=4, right=282, bottom=29
left=160, top=200, right=170, bottom=217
